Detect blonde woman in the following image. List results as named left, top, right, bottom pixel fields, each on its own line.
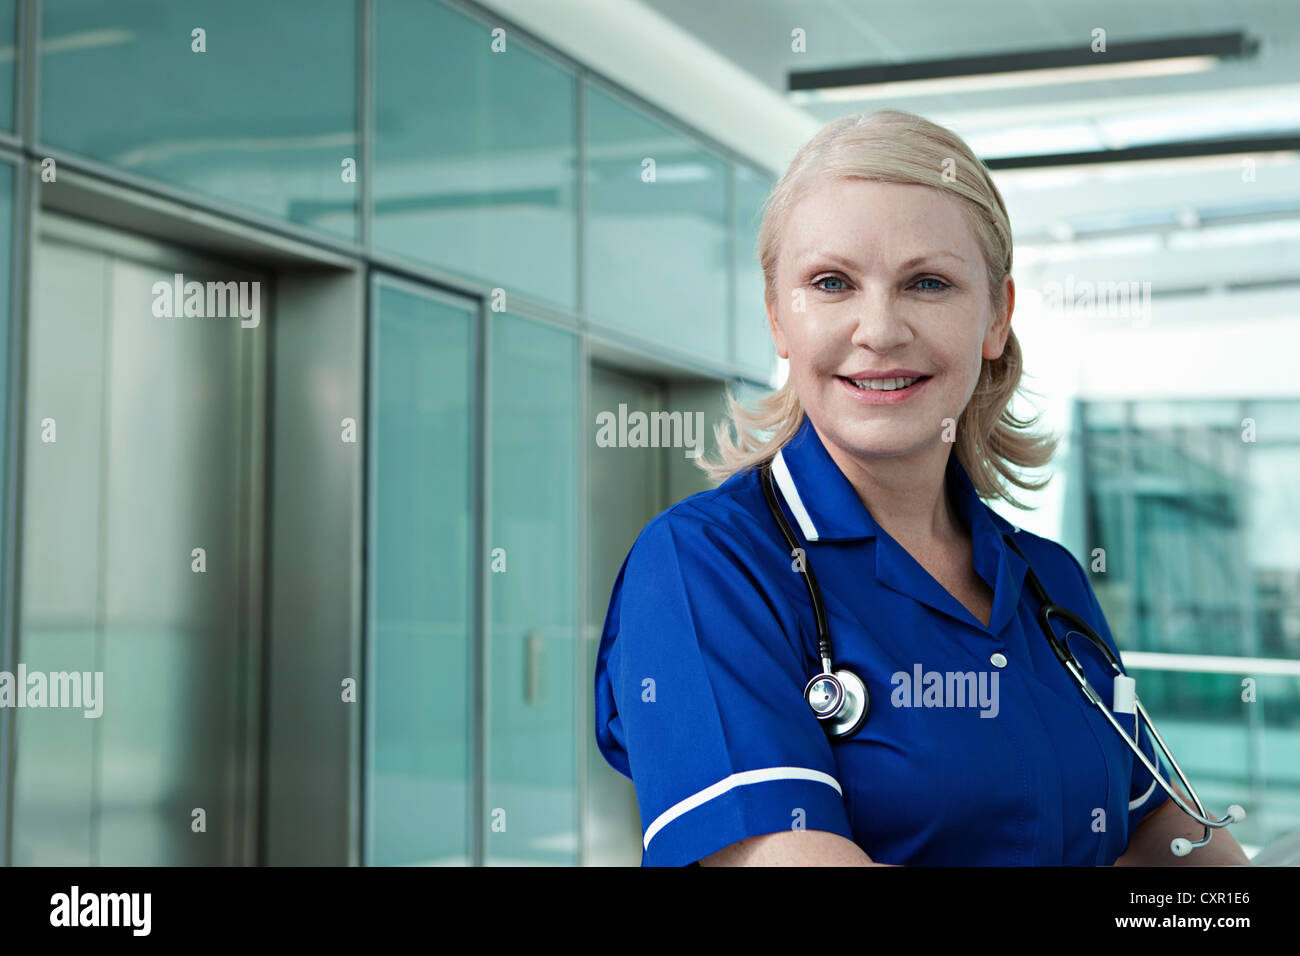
left=593, top=110, right=1250, bottom=868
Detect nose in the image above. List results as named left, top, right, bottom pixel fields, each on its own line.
left=848, top=287, right=913, bottom=353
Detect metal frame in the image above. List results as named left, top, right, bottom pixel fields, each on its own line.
left=0, top=150, right=21, bottom=873
left=0, top=0, right=35, bottom=865
left=573, top=70, right=589, bottom=867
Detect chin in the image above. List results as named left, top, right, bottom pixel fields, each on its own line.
left=826, top=422, right=924, bottom=459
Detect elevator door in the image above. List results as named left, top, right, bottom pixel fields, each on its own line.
left=10, top=212, right=266, bottom=865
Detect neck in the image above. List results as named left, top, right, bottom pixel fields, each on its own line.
left=815, top=425, right=963, bottom=547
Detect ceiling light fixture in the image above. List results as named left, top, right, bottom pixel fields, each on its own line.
left=787, top=32, right=1258, bottom=103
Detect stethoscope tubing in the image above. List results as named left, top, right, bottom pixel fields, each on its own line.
left=1002, top=533, right=1239, bottom=839
left=760, top=458, right=1242, bottom=852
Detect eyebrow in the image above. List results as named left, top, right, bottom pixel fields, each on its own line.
left=796, top=250, right=967, bottom=271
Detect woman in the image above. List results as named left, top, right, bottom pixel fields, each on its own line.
left=592, top=109, right=1249, bottom=867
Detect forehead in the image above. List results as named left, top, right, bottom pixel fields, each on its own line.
left=784, top=178, right=978, bottom=267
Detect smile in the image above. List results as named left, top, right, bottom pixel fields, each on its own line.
left=837, top=374, right=932, bottom=404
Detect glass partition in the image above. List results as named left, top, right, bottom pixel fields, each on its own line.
left=373, top=0, right=578, bottom=313
left=1080, top=398, right=1300, bottom=854
left=40, top=0, right=358, bottom=239
left=585, top=80, right=729, bottom=364
left=366, top=277, right=475, bottom=865
left=486, top=312, right=579, bottom=864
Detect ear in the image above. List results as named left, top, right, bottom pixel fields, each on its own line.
left=982, top=274, right=1014, bottom=361
left=767, top=298, right=789, bottom=360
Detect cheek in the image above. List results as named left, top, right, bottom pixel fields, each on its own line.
left=785, top=316, right=840, bottom=363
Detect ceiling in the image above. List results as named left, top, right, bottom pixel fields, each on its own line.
left=630, top=0, right=1300, bottom=301
left=635, top=0, right=1299, bottom=123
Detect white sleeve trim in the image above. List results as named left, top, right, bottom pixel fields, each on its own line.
left=1129, top=777, right=1158, bottom=811
left=644, top=766, right=843, bottom=849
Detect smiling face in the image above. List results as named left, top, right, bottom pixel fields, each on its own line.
left=768, top=177, right=1013, bottom=465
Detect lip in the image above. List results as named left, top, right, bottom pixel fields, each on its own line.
left=837, top=373, right=932, bottom=405
left=840, top=368, right=929, bottom=379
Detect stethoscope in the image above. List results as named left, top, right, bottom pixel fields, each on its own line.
left=759, top=459, right=1245, bottom=856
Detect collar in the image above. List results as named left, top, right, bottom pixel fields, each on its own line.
left=771, top=414, right=1027, bottom=633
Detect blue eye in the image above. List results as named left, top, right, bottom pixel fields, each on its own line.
left=813, top=275, right=846, bottom=292
left=915, top=277, right=950, bottom=292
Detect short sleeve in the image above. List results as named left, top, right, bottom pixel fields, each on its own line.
left=1056, top=544, right=1172, bottom=833
left=593, top=511, right=857, bottom=866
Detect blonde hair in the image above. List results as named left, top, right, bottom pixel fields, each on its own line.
left=700, top=109, right=1057, bottom=508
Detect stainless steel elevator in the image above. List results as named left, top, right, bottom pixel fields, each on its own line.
left=10, top=212, right=266, bottom=865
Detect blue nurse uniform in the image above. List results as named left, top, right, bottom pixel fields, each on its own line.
left=593, top=414, right=1172, bottom=866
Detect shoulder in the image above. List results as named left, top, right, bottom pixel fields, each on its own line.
left=625, top=464, right=775, bottom=567
left=604, top=463, right=803, bottom=641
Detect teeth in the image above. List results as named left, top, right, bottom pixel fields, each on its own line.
left=850, top=376, right=920, bottom=391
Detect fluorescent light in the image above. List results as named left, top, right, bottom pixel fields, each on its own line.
left=788, top=55, right=1218, bottom=103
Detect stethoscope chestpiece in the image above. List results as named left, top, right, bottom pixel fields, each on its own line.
left=805, top=668, right=870, bottom=738
left=805, top=671, right=844, bottom=717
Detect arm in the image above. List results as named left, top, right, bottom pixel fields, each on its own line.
left=596, top=513, right=864, bottom=866
left=699, top=830, right=896, bottom=866
left=1113, top=782, right=1251, bottom=866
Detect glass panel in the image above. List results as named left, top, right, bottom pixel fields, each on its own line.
left=0, top=0, right=15, bottom=131
left=1082, top=398, right=1300, bottom=856
left=1082, top=402, right=1250, bottom=656
left=585, top=81, right=728, bottom=364
left=40, top=0, right=358, bottom=240
left=366, top=279, right=474, bottom=865
left=1081, top=401, right=1124, bottom=428
left=1128, top=669, right=1300, bottom=857
left=486, top=313, right=578, bottom=864
left=733, top=164, right=774, bottom=380
left=1244, top=444, right=1300, bottom=659
left=373, top=0, right=577, bottom=313
left=1246, top=399, right=1300, bottom=441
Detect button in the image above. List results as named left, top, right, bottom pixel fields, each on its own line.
left=990, top=652, right=1008, bottom=668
